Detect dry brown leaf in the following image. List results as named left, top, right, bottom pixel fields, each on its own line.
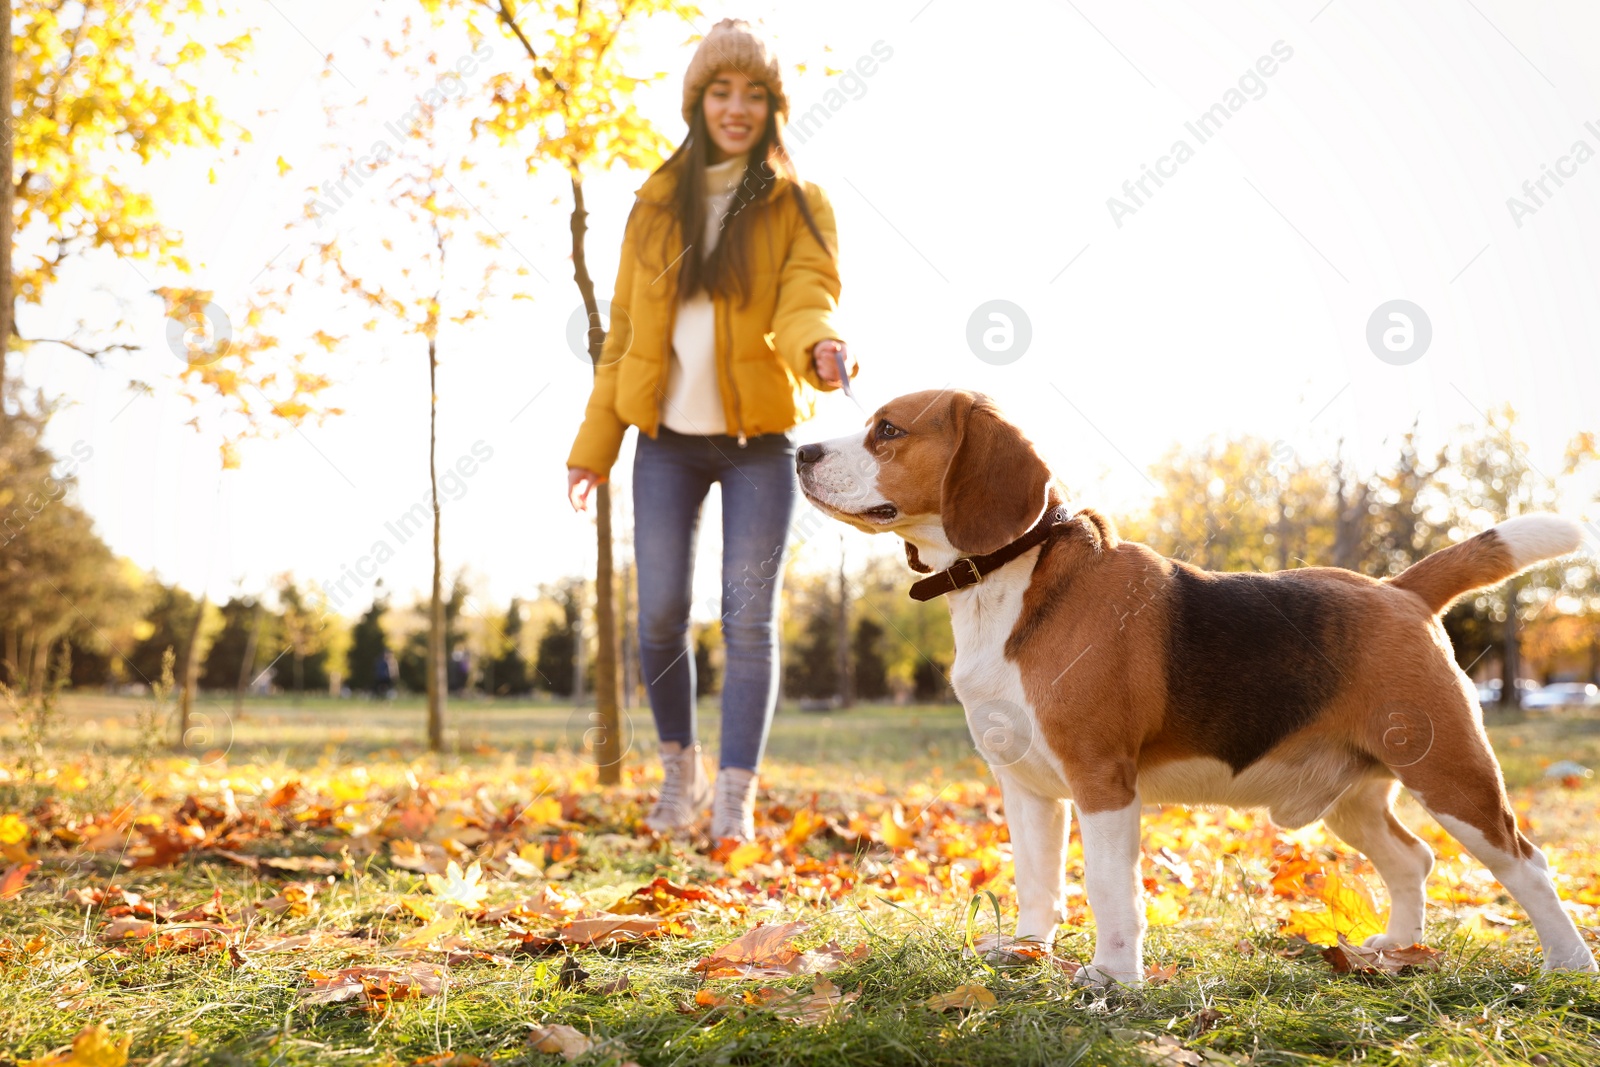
left=692, top=923, right=863, bottom=981
left=924, top=983, right=997, bottom=1011
left=303, top=961, right=448, bottom=1007
left=260, top=854, right=340, bottom=875
left=527, top=1023, right=593, bottom=1060
left=693, top=922, right=804, bottom=979
left=412, top=1054, right=489, bottom=1067
left=1144, top=962, right=1179, bottom=984
left=98, top=918, right=155, bottom=942
left=1320, top=935, right=1443, bottom=975
left=244, top=931, right=377, bottom=953
left=1134, top=1035, right=1204, bottom=1066
left=515, top=913, right=685, bottom=952
left=768, top=976, right=859, bottom=1026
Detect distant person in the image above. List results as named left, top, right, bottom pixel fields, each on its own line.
left=374, top=647, right=393, bottom=698
left=380, top=650, right=399, bottom=700
left=566, top=19, right=854, bottom=841
left=449, top=648, right=471, bottom=694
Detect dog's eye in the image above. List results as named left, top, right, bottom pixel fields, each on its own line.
left=877, top=420, right=902, bottom=439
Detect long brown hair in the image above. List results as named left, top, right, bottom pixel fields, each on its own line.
left=655, top=93, right=833, bottom=305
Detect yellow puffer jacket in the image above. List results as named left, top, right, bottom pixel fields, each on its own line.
left=566, top=163, right=848, bottom=475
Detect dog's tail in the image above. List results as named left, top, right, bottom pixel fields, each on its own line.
left=1389, top=515, right=1584, bottom=614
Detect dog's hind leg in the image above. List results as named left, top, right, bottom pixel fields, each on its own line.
left=1389, top=719, right=1596, bottom=972
left=1321, top=778, right=1433, bottom=949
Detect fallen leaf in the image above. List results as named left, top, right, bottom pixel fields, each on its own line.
left=515, top=914, right=684, bottom=952
left=392, top=915, right=462, bottom=950
left=1320, top=935, right=1443, bottom=976
left=692, top=922, right=863, bottom=979
left=261, top=854, right=341, bottom=875
left=303, top=962, right=448, bottom=1007
left=767, top=975, right=859, bottom=1026
left=1144, top=962, right=1179, bottom=984
left=426, top=861, right=489, bottom=910
left=721, top=840, right=770, bottom=875
left=924, top=984, right=997, bottom=1011
left=1, top=861, right=38, bottom=900
left=19, top=1023, right=131, bottom=1067
left=412, top=1054, right=488, bottom=1067
left=1280, top=869, right=1385, bottom=945
left=527, top=1023, right=592, bottom=1060
left=99, top=919, right=156, bottom=942
left=611, top=877, right=738, bottom=916
left=966, top=932, right=1048, bottom=961
left=1134, top=1034, right=1204, bottom=1066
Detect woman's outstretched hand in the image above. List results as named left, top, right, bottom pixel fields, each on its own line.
left=812, top=339, right=848, bottom=386
left=567, top=467, right=605, bottom=512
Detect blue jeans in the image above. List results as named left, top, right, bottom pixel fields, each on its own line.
left=632, top=426, right=797, bottom=771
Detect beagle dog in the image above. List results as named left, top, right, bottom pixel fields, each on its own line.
left=797, top=389, right=1597, bottom=985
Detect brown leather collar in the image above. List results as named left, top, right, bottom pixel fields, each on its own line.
left=907, top=506, right=1076, bottom=602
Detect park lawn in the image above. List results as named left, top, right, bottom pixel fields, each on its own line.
left=0, top=694, right=1598, bottom=1066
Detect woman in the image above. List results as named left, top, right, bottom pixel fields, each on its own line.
left=566, top=19, right=853, bottom=841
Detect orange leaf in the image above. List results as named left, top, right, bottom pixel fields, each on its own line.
left=0, top=861, right=37, bottom=900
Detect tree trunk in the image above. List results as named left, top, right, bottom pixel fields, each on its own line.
left=570, top=176, right=622, bottom=784
left=1503, top=577, right=1522, bottom=712
left=836, top=534, right=853, bottom=707
left=177, top=594, right=207, bottom=748
left=234, top=601, right=262, bottom=717
left=426, top=333, right=446, bottom=752
left=29, top=635, right=53, bottom=694
left=620, top=559, right=635, bottom=710
left=0, top=0, right=13, bottom=382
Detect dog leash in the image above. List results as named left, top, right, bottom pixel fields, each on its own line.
left=829, top=346, right=865, bottom=414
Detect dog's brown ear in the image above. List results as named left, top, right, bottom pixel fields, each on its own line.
left=940, top=396, right=1051, bottom=554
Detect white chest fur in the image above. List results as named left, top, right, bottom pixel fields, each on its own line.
left=945, top=548, right=1073, bottom=800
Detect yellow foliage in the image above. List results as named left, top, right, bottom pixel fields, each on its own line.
left=20, top=1023, right=131, bottom=1067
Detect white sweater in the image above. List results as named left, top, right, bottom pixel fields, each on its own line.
left=661, top=154, right=749, bottom=436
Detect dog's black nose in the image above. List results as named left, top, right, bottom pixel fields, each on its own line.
left=796, top=443, right=825, bottom=467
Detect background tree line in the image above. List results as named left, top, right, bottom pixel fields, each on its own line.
left=6, top=382, right=1596, bottom=715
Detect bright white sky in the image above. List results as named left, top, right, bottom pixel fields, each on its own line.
left=21, top=0, right=1600, bottom=621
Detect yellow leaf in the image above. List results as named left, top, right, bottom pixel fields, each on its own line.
left=21, top=1023, right=131, bottom=1067
left=394, top=914, right=459, bottom=949
left=0, top=814, right=27, bottom=846
left=401, top=897, right=437, bottom=922
left=722, top=840, right=768, bottom=875
left=519, top=798, right=562, bottom=828
left=1281, top=869, right=1385, bottom=945
left=1145, top=892, right=1182, bottom=927
left=924, top=984, right=997, bottom=1011
left=879, top=809, right=915, bottom=850
left=276, top=155, right=292, bottom=177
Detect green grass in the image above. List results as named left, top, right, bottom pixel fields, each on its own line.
left=2, top=695, right=1599, bottom=1066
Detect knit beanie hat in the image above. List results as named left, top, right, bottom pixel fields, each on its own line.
left=681, top=18, right=788, bottom=124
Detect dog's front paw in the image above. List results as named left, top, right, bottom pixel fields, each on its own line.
left=1072, top=961, right=1144, bottom=989
left=1540, top=945, right=1598, bottom=973
left=1361, top=933, right=1422, bottom=950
